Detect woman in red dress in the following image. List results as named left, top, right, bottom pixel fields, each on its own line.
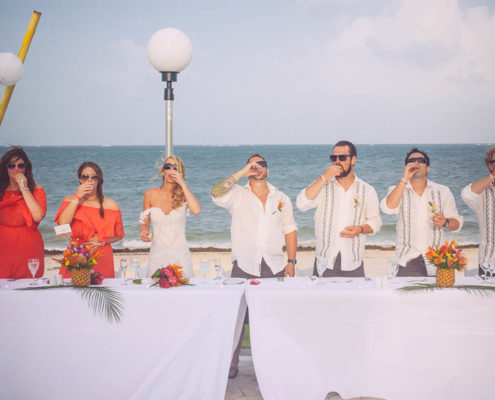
left=55, top=161, right=124, bottom=279
left=0, top=147, right=47, bottom=279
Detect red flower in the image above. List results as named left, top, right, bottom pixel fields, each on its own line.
left=159, top=278, right=171, bottom=288
left=90, top=271, right=103, bottom=285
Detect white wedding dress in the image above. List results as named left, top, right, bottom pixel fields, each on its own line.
left=139, top=203, right=194, bottom=278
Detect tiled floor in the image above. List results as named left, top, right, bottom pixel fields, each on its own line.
left=225, top=350, right=386, bottom=400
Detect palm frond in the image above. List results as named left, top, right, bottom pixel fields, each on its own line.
left=397, top=283, right=495, bottom=297
left=18, top=285, right=125, bottom=323
left=77, top=287, right=125, bottom=324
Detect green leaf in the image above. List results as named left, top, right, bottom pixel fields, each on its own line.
left=397, top=284, right=495, bottom=297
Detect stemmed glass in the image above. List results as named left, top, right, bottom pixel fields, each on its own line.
left=120, top=258, right=129, bottom=284
left=28, top=258, right=40, bottom=286
left=213, top=258, right=222, bottom=280
left=388, top=258, right=399, bottom=280
left=130, top=258, right=141, bottom=279
left=199, top=258, right=210, bottom=283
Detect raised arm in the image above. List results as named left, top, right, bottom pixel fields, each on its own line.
left=169, top=171, right=201, bottom=215
left=211, top=161, right=260, bottom=198
left=13, top=173, right=45, bottom=223
left=385, top=163, right=418, bottom=209
left=468, top=174, right=495, bottom=195
left=304, top=165, right=343, bottom=200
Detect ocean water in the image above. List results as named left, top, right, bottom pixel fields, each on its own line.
left=3, top=144, right=492, bottom=251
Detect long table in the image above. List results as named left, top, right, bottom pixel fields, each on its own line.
left=245, top=277, right=495, bottom=400
left=0, top=278, right=246, bottom=400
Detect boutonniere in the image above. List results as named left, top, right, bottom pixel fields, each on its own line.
left=428, top=201, right=437, bottom=216
left=273, top=200, right=285, bottom=214
left=353, top=197, right=359, bottom=209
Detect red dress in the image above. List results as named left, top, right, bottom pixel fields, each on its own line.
left=55, top=201, right=125, bottom=279
left=0, top=188, right=47, bottom=279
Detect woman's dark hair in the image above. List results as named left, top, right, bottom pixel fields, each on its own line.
left=0, top=146, right=35, bottom=201
left=77, top=161, right=105, bottom=218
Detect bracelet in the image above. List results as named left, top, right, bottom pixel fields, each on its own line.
left=70, top=199, right=79, bottom=205
left=19, top=184, right=28, bottom=191
left=320, top=175, right=326, bottom=184
left=400, top=179, right=407, bottom=185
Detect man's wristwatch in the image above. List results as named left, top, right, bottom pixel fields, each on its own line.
left=287, top=259, right=297, bottom=264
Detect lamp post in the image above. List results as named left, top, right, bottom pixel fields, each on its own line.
left=147, top=28, right=192, bottom=157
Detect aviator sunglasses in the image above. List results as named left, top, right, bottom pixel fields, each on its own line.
left=406, top=157, right=427, bottom=164
left=162, top=163, right=178, bottom=171
left=329, top=155, right=352, bottom=162
left=7, top=162, right=26, bottom=170
left=80, top=174, right=100, bottom=182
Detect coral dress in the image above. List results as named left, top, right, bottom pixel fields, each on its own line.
left=55, top=201, right=125, bottom=279
left=0, top=188, right=47, bottom=279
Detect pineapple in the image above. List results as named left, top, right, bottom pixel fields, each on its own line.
left=436, top=268, right=455, bottom=287
left=71, top=268, right=91, bottom=287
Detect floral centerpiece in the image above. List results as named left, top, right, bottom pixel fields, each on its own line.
left=151, top=264, right=191, bottom=288
left=54, top=239, right=99, bottom=287
left=425, top=240, right=467, bottom=287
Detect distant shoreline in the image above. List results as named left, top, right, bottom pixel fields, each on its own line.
left=43, top=243, right=480, bottom=255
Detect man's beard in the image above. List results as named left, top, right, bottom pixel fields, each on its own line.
left=250, top=171, right=267, bottom=181
left=338, top=165, right=352, bottom=178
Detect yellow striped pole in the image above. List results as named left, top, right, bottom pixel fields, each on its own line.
left=0, top=10, right=41, bottom=126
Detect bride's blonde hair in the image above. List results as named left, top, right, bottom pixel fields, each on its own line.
left=159, top=156, right=186, bottom=209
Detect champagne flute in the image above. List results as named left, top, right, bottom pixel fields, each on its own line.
left=199, top=258, right=210, bottom=283
left=130, top=258, right=141, bottom=278
left=120, top=258, right=128, bottom=284
left=28, top=258, right=40, bottom=286
left=213, top=258, right=222, bottom=280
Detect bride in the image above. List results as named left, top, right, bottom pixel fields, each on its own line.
left=139, top=156, right=200, bottom=277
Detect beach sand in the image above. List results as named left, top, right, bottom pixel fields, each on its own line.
left=43, top=247, right=480, bottom=278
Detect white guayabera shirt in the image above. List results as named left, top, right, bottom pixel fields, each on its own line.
left=296, top=175, right=382, bottom=272
left=211, top=182, right=297, bottom=276
left=380, top=179, right=463, bottom=267
left=461, top=183, right=495, bottom=267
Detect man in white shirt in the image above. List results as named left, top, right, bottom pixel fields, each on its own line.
left=211, top=153, right=297, bottom=378
left=461, top=146, right=495, bottom=276
left=297, top=140, right=382, bottom=277
left=381, top=148, right=463, bottom=276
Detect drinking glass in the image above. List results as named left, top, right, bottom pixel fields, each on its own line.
left=130, top=258, right=141, bottom=278
left=199, top=258, right=210, bottom=283
left=388, top=258, right=399, bottom=280
left=213, top=258, right=222, bottom=280
left=120, top=258, right=129, bottom=284
left=28, top=258, right=40, bottom=285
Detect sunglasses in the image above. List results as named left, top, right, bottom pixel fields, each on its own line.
left=329, top=155, right=352, bottom=162
left=406, top=157, right=427, bottom=164
left=7, top=162, right=26, bottom=170
left=163, top=163, right=178, bottom=171
left=256, top=161, right=267, bottom=167
left=80, top=174, right=100, bottom=182
left=488, top=160, right=495, bottom=165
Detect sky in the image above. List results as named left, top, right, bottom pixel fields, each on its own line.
left=0, top=0, right=494, bottom=145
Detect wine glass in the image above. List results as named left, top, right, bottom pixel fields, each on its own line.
left=130, top=258, right=141, bottom=278
left=388, top=258, right=399, bottom=280
left=213, top=258, right=222, bottom=280
left=28, top=258, right=40, bottom=285
left=120, top=258, right=128, bottom=284
left=199, top=258, right=210, bottom=283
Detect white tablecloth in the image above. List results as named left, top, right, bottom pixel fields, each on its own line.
left=246, top=277, right=495, bottom=400
left=0, top=278, right=246, bottom=400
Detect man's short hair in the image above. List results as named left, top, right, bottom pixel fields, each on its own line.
left=247, top=153, right=267, bottom=165
left=485, top=146, right=495, bottom=164
left=405, top=148, right=430, bottom=166
left=333, top=140, right=357, bottom=157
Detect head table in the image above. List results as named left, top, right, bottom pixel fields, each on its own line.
left=246, top=276, right=495, bottom=400
left=0, top=278, right=246, bottom=400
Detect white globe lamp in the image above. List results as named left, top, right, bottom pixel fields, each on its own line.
left=147, top=28, right=192, bottom=156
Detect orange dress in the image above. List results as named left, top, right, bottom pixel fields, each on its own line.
left=0, top=188, right=47, bottom=279
left=55, top=201, right=125, bottom=279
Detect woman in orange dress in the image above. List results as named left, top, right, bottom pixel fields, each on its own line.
left=0, top=147, right=47, bottom=279
left=55, top=161, right=124, bottom=279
